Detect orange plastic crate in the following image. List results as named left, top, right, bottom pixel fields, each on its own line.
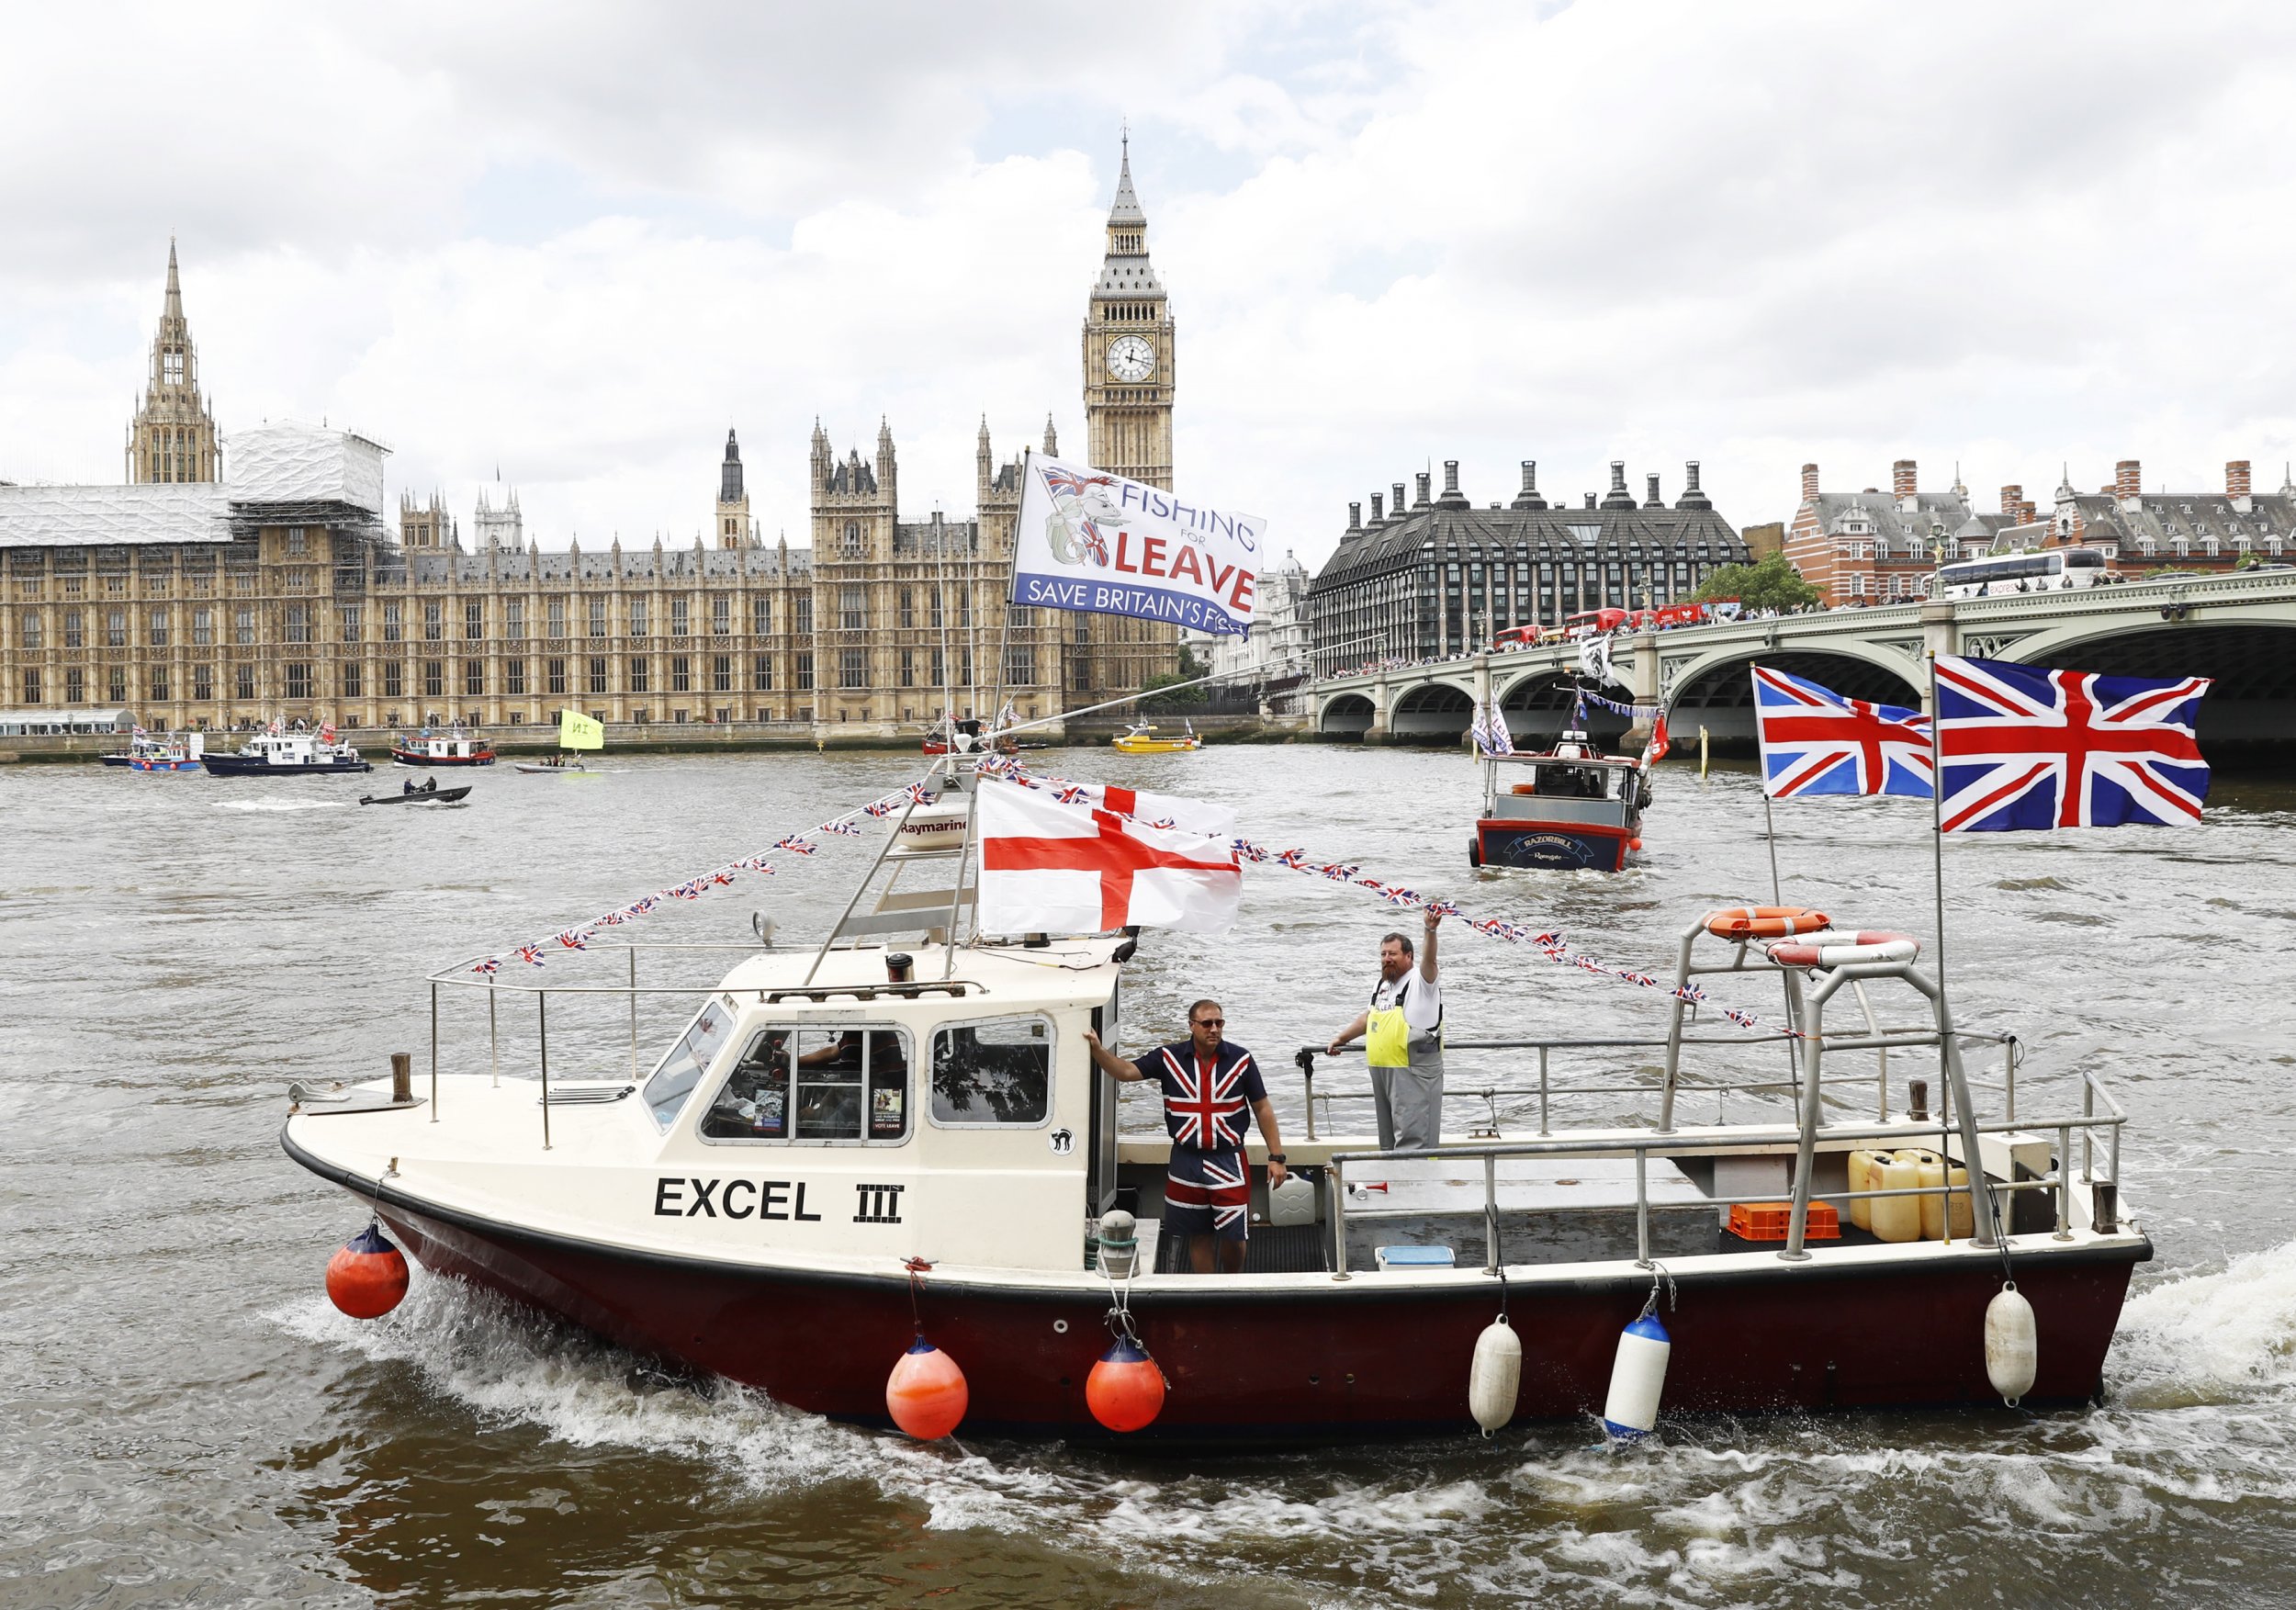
left=1728, top=1200, right=1840, bottom=1242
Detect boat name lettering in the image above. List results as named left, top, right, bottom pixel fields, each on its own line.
left=853, top=1183, right=905, bottom=1224
left=653, top=1177, right=824, bottom=1222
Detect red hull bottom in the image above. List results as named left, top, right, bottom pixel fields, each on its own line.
left=363, top=1187, right=2143, bottom=1446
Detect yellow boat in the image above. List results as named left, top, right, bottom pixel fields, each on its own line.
left=1109, top=720, right=1201, bottom=754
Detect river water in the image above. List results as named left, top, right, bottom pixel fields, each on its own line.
left=6, top=746, right=2296, bottom=1608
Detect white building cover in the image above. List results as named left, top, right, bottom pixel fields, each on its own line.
left=227, top=422, right=388, bottom=513
left=0, top=483, right=231, bottom=548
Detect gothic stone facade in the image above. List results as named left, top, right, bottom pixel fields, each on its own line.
left=0, top=145, right=1183, bottom=731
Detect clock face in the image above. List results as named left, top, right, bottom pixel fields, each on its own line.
left=1106, top=334, right=1155, bottom=383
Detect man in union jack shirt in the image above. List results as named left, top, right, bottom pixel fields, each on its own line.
left=1085, top=1000, right=1289, bottom=1274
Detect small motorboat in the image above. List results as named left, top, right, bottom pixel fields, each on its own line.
left=391, top=727, right=496, bottom=767
left=284, top=758, right=2146, bottom=1445
left=514, top=760, right=592, bottom=774
left=104, top=730, right=207, bottom=772
left=360, top=783, right=471, bottom=806
left=1110, top=720, right=1200, bottom=754
left=203, top=728, right=371, bottom=777
left=924, top=718, right=985, bottom=757
left=1470, top=729, right=1648, bottom=871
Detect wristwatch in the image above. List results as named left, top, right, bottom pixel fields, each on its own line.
left=1266, top=1153, right=1288, bottom=1165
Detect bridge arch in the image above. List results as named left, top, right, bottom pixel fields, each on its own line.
left=1665, top=643, right=1925, bottom=753
left=1389, top=679, right=1478, bottom=742
left=1494, top=668, right=1635, bottom=747
left=1318, top=691, right=1379, bottom=739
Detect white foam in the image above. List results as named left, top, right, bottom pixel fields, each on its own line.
left=213, top=796, right=347, bottom=812
left=2110, top=1238, right=2296, bottom=1404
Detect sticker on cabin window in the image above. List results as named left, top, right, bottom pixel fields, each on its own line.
left=1048, top=1127, right=1075, bottom=1155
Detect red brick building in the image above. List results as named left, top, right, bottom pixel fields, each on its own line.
left=1786, top=457, right=2296, bottom=605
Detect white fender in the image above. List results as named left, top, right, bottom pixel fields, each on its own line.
left=1985, top=1282, right=2038, bottom=1404
left=1602, top=1312, right=1671, bottom=1439
left=1468, top=1316, right=1522, bottom=1435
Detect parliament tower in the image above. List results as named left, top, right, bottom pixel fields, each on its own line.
left=1082, top=132, right=1174, bottom=490
left=127, top=241, right=220, bottom=484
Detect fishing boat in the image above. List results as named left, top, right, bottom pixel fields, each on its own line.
left=359, top=782, right=472, bottom=806
left=202, top=727, right=370, bottom=777
left=1470, top=729, right=1648, bottom=871
left=283, top=758, right=2144, bottom=1446
left=1110, top=719, right=1200, bottom=754
left=390, top=726, right=496, bottom=767
left=102, top=730, right=206, bottom=772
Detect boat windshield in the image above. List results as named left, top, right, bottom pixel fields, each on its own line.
left=642, top=1002, right=741, bottom=1128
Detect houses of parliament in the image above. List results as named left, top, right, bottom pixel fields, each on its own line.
left=0, top=144, right=1181, bottom=734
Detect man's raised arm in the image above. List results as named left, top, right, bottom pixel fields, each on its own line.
left=1082, top=1030, right=1145, bottom=1083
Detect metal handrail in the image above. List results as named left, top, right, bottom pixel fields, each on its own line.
left=1319, top=1099, right=2129, bottom=1280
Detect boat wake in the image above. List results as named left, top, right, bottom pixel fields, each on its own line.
left=212, top=796, right=347, bottom=812
left=263, top=1246, right=2296, bottom=1606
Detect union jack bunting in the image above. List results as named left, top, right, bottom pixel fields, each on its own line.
left=470, top=958, right=501, bottom=975
left=1752, top=665, right=1935, bottom=799
left=773, top=837, right=816, bottom=855
left=513, top=944, right=545, bottom=967
left=1934, top=656, right=2211, bottom=832
left=1155, top=1046, right=1255, bottom=1151
left=556, top=930, right=589, bottom=951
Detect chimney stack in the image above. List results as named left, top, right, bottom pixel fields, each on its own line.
left=1999, top=483, right=2022, bottom=516
left=1369, top=491, right=1384, bottom=524
left=1394, top=481, right=1408, bottom=515
left=2228, top=460, right=2253, bottom=511
left=2115, top=459, right=2142, bottom=506
left=1437, top=459, right=1469, bottom=509
left=1800, top=463, right=1820, bottom=504
left=1413, top=471, right=1431, bottom=507
left=1601, top=460, right=1636, bottom=510
left=1893, top=458, right=1918, bottom=504
left=1512, top=460, right=1547, bottom=511
left=1346, top=501, right=1361, bottom=533
left=1644, top=473, right=1664, bottom=508
left=1678, top=460, right=1711, bottom=510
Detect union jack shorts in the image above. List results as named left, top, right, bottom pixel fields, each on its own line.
left=1165, top=1145, right=1250, bottom=1243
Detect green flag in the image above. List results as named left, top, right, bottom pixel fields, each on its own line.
left=558, top=709, right=605, bottom=751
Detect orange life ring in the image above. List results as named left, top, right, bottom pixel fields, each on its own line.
left=1705, top=905, right=1830, bottom=940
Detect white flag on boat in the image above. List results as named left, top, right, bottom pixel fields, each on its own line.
left=1008, top=451, right=1266, bottom=636
left=1577, top=633, right=1626, bottom=689
left=1471, top=693, right=1514, bottom=757
left=976, top=779, right=1241, bottom=936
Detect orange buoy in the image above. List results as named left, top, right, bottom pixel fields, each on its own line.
left=325, top=1222, right=409, bottom=1319
left=1086, top=1336, right=1166, bottom=1433
left=885, top=1337, right=969, bottom=1439
left=1627, top=837, right=1644, bottom=852
left=1704, top=905, right=1829, bottom=940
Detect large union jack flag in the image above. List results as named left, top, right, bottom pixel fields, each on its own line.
left=1752, top=665, right=1935, bottom=798
left=1935, top=656, right=2211, bottom=831
left=1154, top=1045, right=1254, bottom=1150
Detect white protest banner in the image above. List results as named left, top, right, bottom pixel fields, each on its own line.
left=1008, top=450, right=1266, bottom=636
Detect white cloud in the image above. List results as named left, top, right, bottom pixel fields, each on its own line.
left=4, top=1, right=2293, bottom=566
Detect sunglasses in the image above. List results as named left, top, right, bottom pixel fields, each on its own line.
left=1192, top=1018, right=1224, bottom=1028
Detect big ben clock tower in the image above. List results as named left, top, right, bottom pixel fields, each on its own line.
left=1083, top=132, right=1174, bottom=490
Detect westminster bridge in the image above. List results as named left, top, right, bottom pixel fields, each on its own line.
left=1310, top=568, right=2296, bottom=760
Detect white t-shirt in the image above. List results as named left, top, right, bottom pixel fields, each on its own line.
left=1371, top=968, right=1442, bottom=1036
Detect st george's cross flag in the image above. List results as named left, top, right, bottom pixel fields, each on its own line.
left=1752, top=665, right=1935, bottom=798
left=1934, top=656, right=2211, bottom=831
left=1043, top=780, right=1233, bottom=838
left=976, top=778, right=1241, bottom=935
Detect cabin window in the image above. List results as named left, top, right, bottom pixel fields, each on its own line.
left=698, top=1025, right=911, bottom=1144
left=643, top=1002, right=742, bottom=1129
left=929, top=1015, right=1053, bottom=1128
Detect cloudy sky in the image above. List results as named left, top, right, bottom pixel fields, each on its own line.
left=4, top=1, right=2292, bottom=569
